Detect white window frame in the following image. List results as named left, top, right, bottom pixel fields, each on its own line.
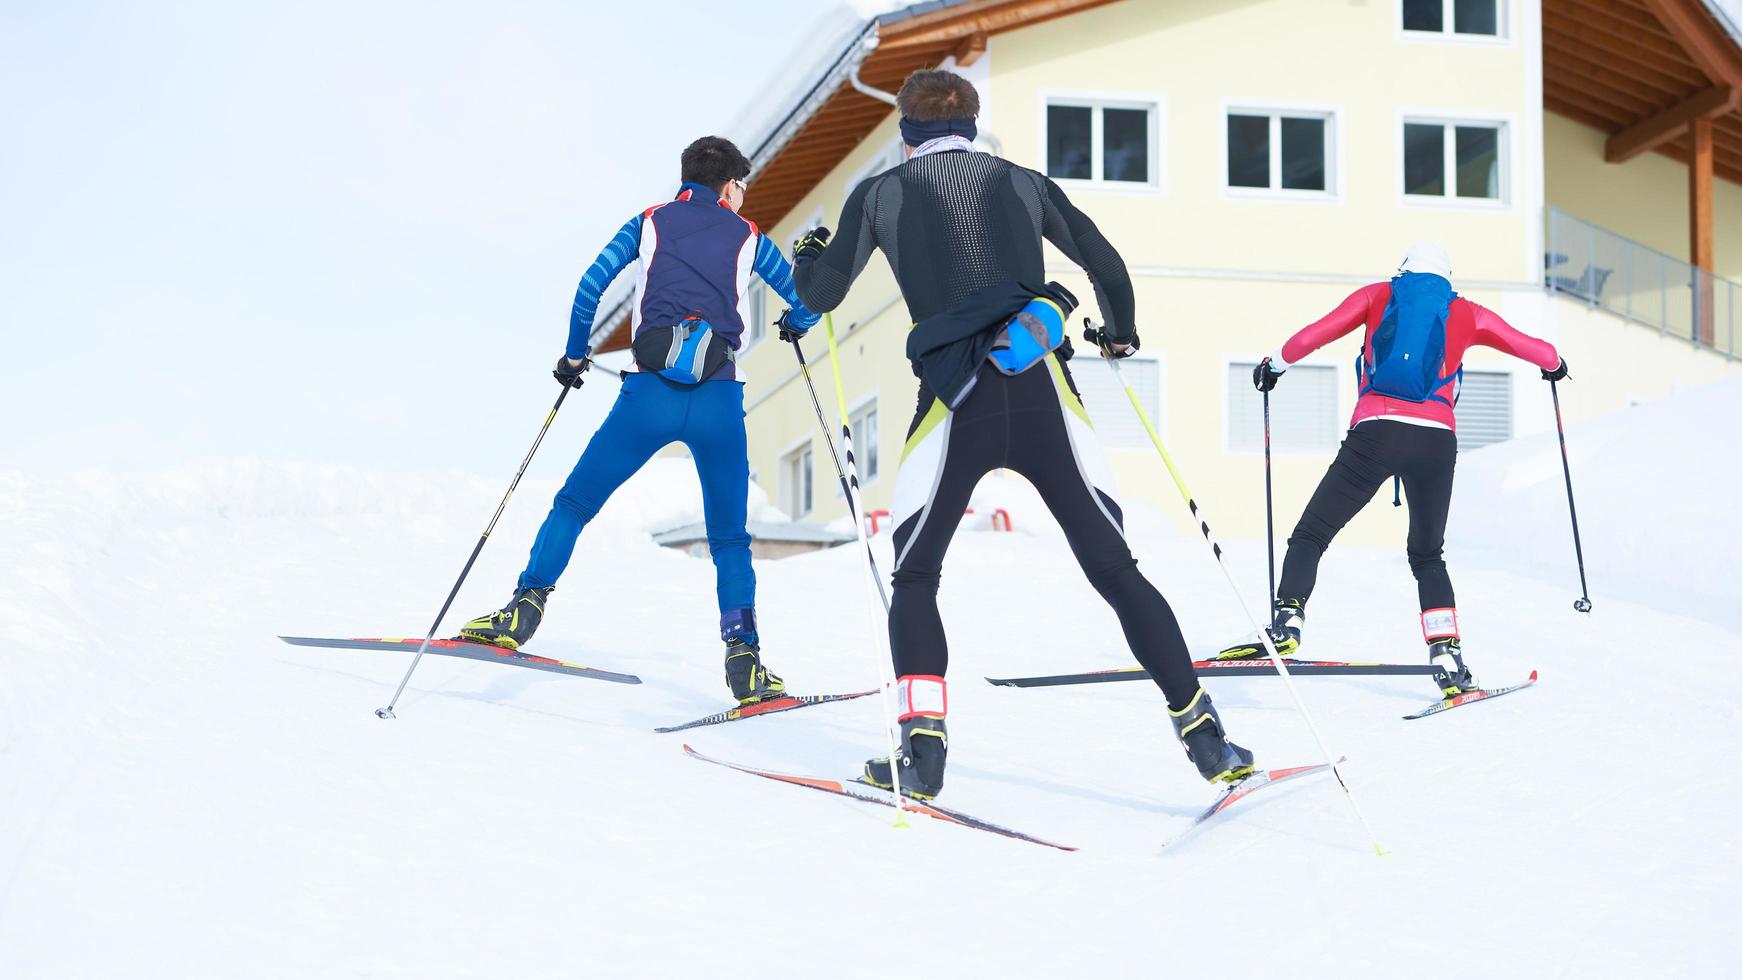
left=846, top=391, right=881, bottom=488
left=1398, top=111, right=1514, bottom=210
left=1219, top=100, right=1343, bottom=203
left=1397, top=0, right=1512, bottom=45
left=743, top=279, right=768, bottom=353
left=778, top=436, right=815, bottom=520
left=1037, top=91, right=1167, bottom=194
left=1066, top=352, right=1165, bottom=450
left=1221, top=356, right=1344, bottom=456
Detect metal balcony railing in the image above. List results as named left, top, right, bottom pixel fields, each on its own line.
left=1545, top=207, right=1739, bottom=360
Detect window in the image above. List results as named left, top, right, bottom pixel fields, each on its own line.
left=1454, top=370, right=1512, bottom=448
left=1045, top=99, right=1158, bottom=186
left=1227, top=363, right=1340, bottom=453
left=781, top=443, right=813, bottom=518
left=1403, top=119, right=1505, bottom=202
left=1403, top=0, right=1502, bottom=37
left=848, top=400, right=880, bottom=483
left=1225, top=109, right=1334, bottom=195
left=744, top=281, right=768, bottom=350
left=1066, top=357, right=1161, bottom=449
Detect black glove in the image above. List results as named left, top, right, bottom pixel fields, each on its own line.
left=792, top=226, right=831, bottom=261
left=1253, top=358, right=1284, bottom=392
left=775, top=308, right=807, bottom=343
left=1082, top=319, right=1139, bottom=358
left=553, top=356, right=591, bottom=388
left=1541, top=358, right=1569, bottom=382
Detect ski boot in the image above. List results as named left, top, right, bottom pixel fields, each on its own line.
left=1428, top=637, right=1478, bottom=697
left=1214, top=597, right=1304, bottom=660
left=456, top=586, right=552, bottom=650
left=863, top=716, right=949, bottom=801
left=724, top=641, right=786, bottom=705
left=1169, top=688, right=1256, bottom=784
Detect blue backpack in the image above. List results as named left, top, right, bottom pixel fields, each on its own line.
left=1360, top=272, right=1456, bottom=404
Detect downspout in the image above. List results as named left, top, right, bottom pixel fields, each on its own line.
left=850, top=30, right=1005, bottom=158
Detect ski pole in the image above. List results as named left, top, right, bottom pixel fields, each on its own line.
left=376, top=381, right=574, bottom=719
left=1550, top=378, right=1593, bottom=613
left=1261, top=373, right=1277, bottom=604
left=789, top=338, right=889, bottom=612
left=1086, top=322, right=1385, bottom=855
left=807, top=313, right=908, bottom=825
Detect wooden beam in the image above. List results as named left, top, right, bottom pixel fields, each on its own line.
left=1553, top=2, right=1704, bottom=63
left=1691, top=115, right=1715, bottom=344
left=1606, top=85, right=1739, bottom=162
left=1544, top=13, right=1710, bottom=84
left=954, top=31, right=989, bottom=67
left=1543, top=26, right=1707, bottom=97
left=1641, top=0, right=1742, bottom=88
left=1543, top=71, right=1661, bottom=119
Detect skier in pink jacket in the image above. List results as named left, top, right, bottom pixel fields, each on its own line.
left=1217, top=242, right=1568, bottom=696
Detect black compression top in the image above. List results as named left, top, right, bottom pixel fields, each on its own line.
left=792, top=150, right=1138, bottom=343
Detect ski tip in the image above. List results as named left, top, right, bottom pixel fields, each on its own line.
left=1528, top=669, right=1539, bottom=681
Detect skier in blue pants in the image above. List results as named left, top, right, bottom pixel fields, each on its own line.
left=461, top=137, right=818, bottom=705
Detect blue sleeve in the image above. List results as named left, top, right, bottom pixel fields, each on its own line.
left=567, top=213, right=644, bottom=359
left=752, top=235, right=820, bottom=332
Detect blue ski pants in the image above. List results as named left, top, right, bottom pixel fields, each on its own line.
left=518, top=372, right=755, bottom=640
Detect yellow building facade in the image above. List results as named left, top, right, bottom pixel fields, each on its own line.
left=667, top=0, right=1742, bottom=545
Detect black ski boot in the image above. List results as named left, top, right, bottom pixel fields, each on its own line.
left=863, top=716, right=948, bottom=800
left=457, top=586, right=552, bottom=650
left=724, top=640, right=786, bottom=705
left=1214, top=597, right=1304, bottom=660
left=1169, top=688, right=1256, bottom=784
left=1428, top=637, right=1478, bottom=697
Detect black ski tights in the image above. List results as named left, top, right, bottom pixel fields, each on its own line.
left=887, top=364, right=1201, bottom=711
left=1277, top=419, right=1457, bottom=612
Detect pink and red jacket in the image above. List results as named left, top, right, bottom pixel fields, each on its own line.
left=1269, top=282, right=1561, bottom=431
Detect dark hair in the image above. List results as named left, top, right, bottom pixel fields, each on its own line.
left=896, top=70, right=981, bottom=122
left=680, top=136, right=751, bottom=192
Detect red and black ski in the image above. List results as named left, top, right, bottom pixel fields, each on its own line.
left=278, top=636, right=642, bottom=684
left=1402, top=670, right=1538, bottom=720
left=654, top=690, right=877, bottom=733
left=987, top=658, right=1439, bottom=688
left=1163, top=758, right=1342, bottom=849
left=682, top=744, right=1077, bottom=851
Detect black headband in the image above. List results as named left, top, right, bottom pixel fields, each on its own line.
left=899, top=115, right=978, bottom=146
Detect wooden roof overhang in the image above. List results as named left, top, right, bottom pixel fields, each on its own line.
left=589, top=0, right=1123, bottom=353
left=1544, top=0, right=1742, bottom=180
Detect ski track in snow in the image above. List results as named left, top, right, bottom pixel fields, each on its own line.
left=3, top=384, right=1742, bottom=978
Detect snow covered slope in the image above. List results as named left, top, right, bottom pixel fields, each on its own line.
left=3, top=381, right=1740, bottom=978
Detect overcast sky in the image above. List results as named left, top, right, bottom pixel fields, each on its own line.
left=0, top=0, right=862, bottom=479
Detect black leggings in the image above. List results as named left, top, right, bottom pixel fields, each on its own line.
left=1277, top=419, right=1458, bottom=612
left=887, top=361, right=1201, bottom=710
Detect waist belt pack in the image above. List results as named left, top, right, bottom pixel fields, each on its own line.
left=987, top=292, right=1074, bottom=376
left=631, top=316, right=736, bottom=385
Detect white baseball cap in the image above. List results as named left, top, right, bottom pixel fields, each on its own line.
left=1398, top=240, right=1452, bottom=280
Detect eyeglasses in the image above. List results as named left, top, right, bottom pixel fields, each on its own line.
left=730, top=177, right=750, bottom=195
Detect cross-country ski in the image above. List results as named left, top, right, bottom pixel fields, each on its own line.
left=278, top=635, right=642, bottom=684
left=1402, top=671, right=1540, bottom=720
left=683, top=745, right=1077, bottom=852
left=987, top=658, right=1440, bottom=688
left=653, top=690, right=877, bottom=733
left=1163, top=759, right=1343, bottom=850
